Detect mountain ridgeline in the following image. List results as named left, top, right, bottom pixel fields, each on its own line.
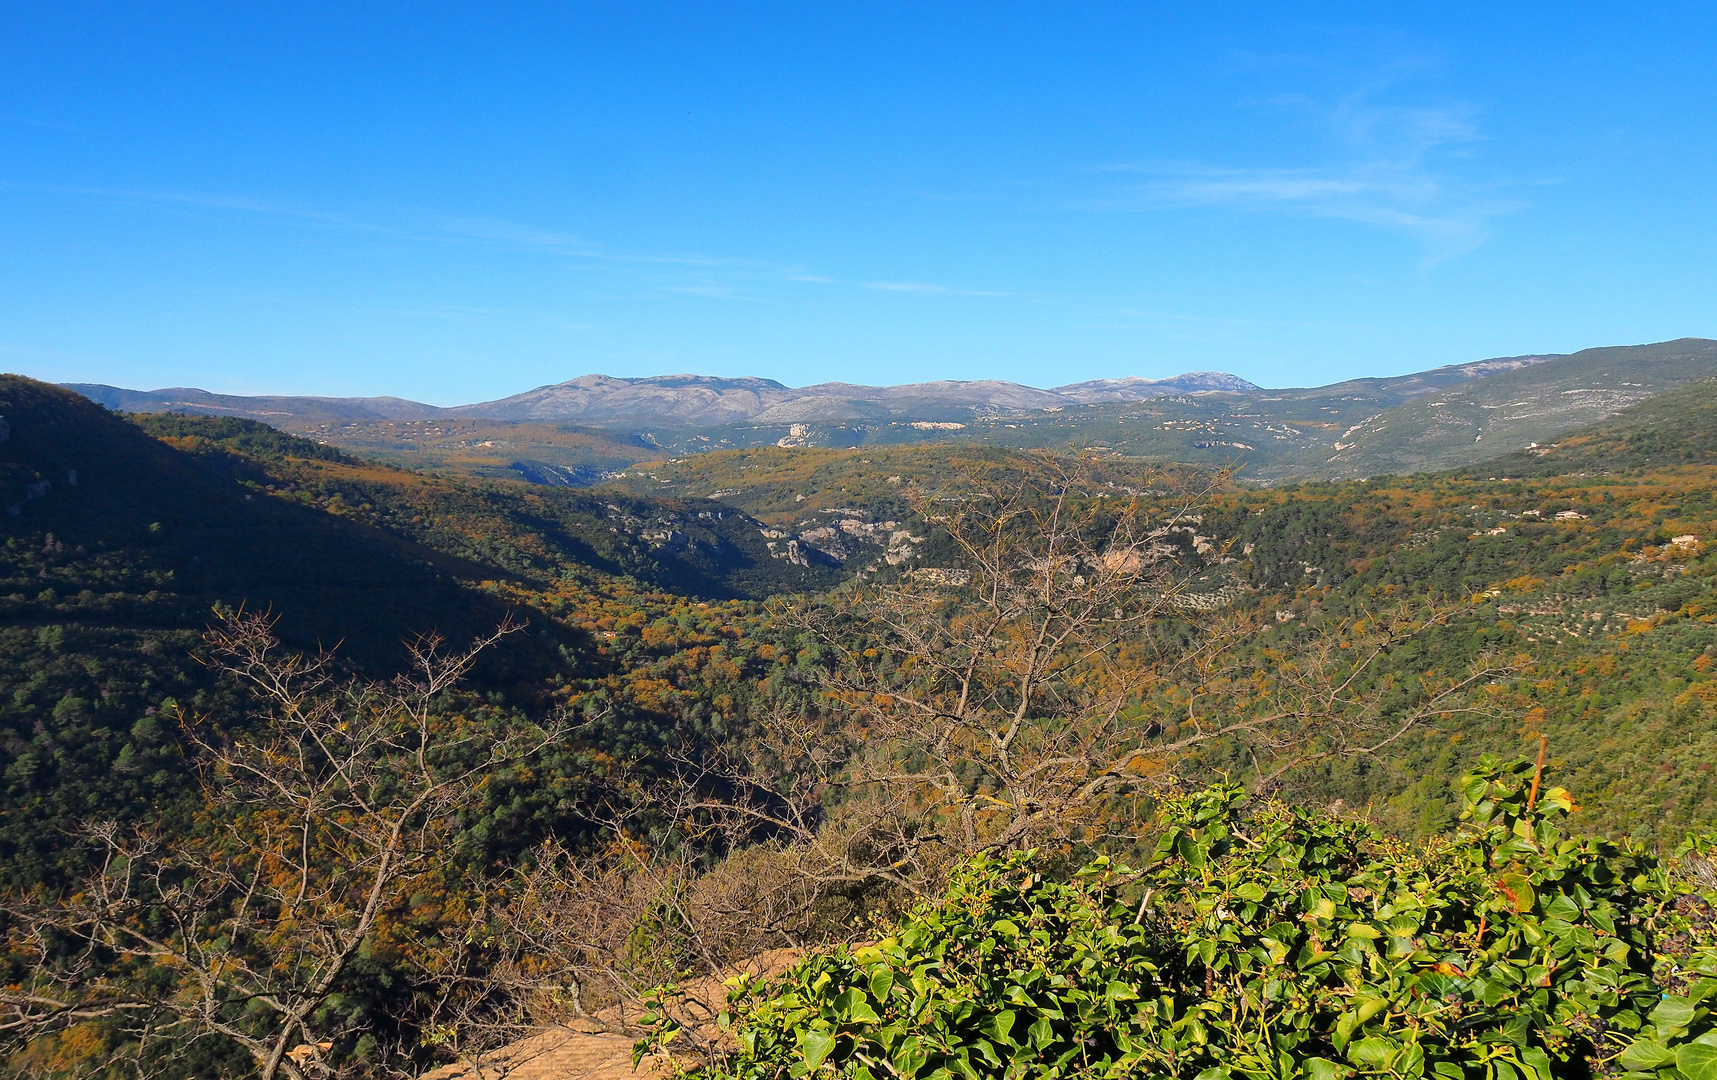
left=66, top=370, right=1268, bottom=427
left=1463, top=374, right=1717, bottom=476
left=61, top=338, right=1717, bottom=487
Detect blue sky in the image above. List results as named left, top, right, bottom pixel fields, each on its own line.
left=2, top=4, right=1714, bottom=404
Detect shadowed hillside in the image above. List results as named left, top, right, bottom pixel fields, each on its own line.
left=0, top=378, right=839, bottom=886
left=1, top=378, right=536, bottom=670
left=0, top=378, right=565, bottom=885
left=126, top=412, right=844, bottom=600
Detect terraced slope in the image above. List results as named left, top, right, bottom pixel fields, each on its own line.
left=1306, top=338, right=1717, bottom=479
left=1466, top=376, right=1717, bottom=477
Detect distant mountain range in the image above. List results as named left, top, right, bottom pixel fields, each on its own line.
left=58, top=386, right=442, bottom=426
left=62, top=357, right=1562, bottom=430
left=64, top=370, right=1276, bottom=427
left=51, top=340, right=1717, bottom=483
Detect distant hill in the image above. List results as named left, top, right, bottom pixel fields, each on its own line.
left=64, top=382, right=448, bottom=424
left=1262, top=354, right=1564, bottom=405
left=57, top=350, right=1584, bottom=486
left=277, top=416, right=654, bottom=487
left=65, top=342, right=1717, bottom=485
left=1467, top=375, right=1717, bottom=477
left=67, top=356, right=1530, bottom=434
left=442, top=374, right=1199, bottom=423
left=1302, top=338, right=1717, bottom=479
left=68, top=372, right=1204, bottom=428
left=459, top=374, right=798, bottom=424
left=1051, top=371, right=1262, bottom=402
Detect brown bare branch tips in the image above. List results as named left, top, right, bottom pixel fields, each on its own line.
left=0, top=460, right=1521, bottom=1079
left=2, top=612, right=543, bottom=1080
left=649, top=459, right=1505, bottom=912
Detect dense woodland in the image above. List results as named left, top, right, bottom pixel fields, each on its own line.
left=2, top=375, right=1716, bottom=1079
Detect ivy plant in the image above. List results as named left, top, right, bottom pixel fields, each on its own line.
left=639, top=755, right=1717, bottom=1080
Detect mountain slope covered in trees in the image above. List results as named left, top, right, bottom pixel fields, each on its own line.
left=6, top=371, right=1717, bottom=1079
left=0, top=377, right=842, bottom=886
left=602, top=427, right=1717, bottom=840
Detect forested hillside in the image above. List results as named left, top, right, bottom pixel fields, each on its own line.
left=5, top=375, right=1717, bottom=1079
left=124, top=411, right=843, bottom=600
left=606, top=443, right=1191, bottom=521
left=0, top=377, right=838, bottom=887
left=1203, top=467, right=1716, bottom=838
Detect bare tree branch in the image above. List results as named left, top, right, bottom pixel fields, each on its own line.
left=2, top=611, right=550, bottom=1080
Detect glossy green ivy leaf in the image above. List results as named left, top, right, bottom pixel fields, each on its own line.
left=1677, top=1042, right=1717, bottom=1080
left=1619, top=1040, right=1677, bottom=1071
left=800, top=1029, right=837, bottom=1072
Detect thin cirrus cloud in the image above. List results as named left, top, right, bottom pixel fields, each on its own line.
left=13, top=179, right=1025, bottom=303
left=1113, top=161, right=1519, bottom=261
left=5, top=179, right=800, bottom=275
left=1080, top=92, right=1531, bottom=264
left=862, top=280, right=1011, bottom=297
left=0, top=179, right=389, bottom=233
left=433, top=214, right=814, bottom=276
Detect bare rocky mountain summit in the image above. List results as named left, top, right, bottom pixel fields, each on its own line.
left=1052, top=371, right=1262, bottom=401
left=68, top=369, right=1277, bottom=427
left=48, top=338, right=1717, bottom=484
left=64, top=354, right=1577, bottom=432
left=455, top=374, right=1128, bottom=423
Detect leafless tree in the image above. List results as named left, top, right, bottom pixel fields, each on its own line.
left=1, top=611, right=551, bottom=1080
left=407, top=823, right=842, bottom=1078
left=362, top=458, right=1517, bottom=1076
left=637, top=457, right=1512, bottom=905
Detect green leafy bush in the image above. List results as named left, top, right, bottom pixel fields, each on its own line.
left=641, top=757, right=1717, bottom=1080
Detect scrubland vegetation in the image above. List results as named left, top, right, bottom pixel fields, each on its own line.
left=4, top=375, right=1717, bottom=1079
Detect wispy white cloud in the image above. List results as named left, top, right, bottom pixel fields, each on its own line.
left=9, top=116, right=94, bottom=135
left=863, top=280, right=1009, bottom=297
left=4, top=180, right=833, bottom=284
left=433, top=215, right=602, bottom=255
left=0, top=180, right=396, bottom=233
left=6, top=179, right=1030, bottom=304
left=665, top=282, right=764, bottom=301
left=1078, top=78, right=1531, bottom=263
left=434, top=215, right=808, bottom=275
left=1096, top=160, right=1519, bottom=262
